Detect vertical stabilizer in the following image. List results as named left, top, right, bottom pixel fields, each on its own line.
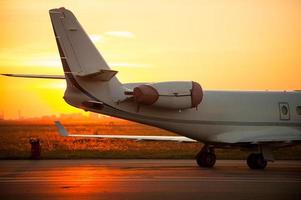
left=49, top=7, right=111, bottom=74
left=49, top=8, right=125, bottom=104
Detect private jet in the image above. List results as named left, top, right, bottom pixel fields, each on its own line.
left=2, top=8, right=301, bottom=169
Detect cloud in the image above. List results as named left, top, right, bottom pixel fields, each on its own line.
left=109, top=62, right=151, bottom=68
left=89, top=34, right=105, bottom=43
left=89, top=32, right=134, bottom=43
left=0, top=50, right=61, bottom=68
left=105, top=31, right=135, bottom=38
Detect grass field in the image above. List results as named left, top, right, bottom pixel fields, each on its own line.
left=0, top=118, right=300, bottom=160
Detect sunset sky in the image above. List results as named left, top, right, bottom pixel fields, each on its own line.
left=0, top=0, right=300, bottom=119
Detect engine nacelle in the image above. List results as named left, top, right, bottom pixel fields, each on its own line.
left=132, top=81, right=203, bottom=109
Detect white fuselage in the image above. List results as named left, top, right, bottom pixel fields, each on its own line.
left=66, top=87, right=301, bottom=144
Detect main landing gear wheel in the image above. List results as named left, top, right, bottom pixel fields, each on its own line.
left=247, top=153, right=267, bottom=170
left=196, top=146, right=216, bottom=168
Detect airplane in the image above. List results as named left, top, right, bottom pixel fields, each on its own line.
left=1, top=7, right=301, bottom=170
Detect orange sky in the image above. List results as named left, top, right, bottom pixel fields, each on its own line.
left=0, top=0, right=300, bottom=119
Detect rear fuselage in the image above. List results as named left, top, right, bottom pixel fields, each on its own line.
left=65, top=88, right=301, bottom=143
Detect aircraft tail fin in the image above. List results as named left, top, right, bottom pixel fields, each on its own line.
left=49, top=7, right=113, bottom=76
left=49, top=8, right=125, bottom=104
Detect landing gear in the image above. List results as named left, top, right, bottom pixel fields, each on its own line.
left=247, top=153, right=267, bottom=170
left=196, top=145, right=216, bottom=168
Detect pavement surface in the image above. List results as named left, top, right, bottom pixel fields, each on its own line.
left=0, top=160, right=300, bottom=200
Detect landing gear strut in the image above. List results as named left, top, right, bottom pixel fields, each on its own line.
left=247, top=153, right=267, bottom=170
left=196, top=145, right=216, bottom=168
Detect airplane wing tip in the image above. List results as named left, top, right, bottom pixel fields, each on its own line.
left=54, top=121, right=69, bottom=137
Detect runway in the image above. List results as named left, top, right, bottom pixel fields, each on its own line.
left=0, top=160, right=300, bottom=200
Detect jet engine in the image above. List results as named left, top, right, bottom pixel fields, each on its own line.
left=125, top=81, right=203, bottom=110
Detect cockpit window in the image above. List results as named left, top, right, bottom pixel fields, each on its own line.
left=297, top=106, right=301, bottom=115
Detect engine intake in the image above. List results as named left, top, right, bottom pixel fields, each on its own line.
left=133, top=85, right=159, bottom=105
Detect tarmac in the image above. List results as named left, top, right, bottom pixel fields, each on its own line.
left=0, top=160, right=300, bottom=200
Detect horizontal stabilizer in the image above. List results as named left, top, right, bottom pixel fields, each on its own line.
left=1, top=74, right=65, bottom=79
left=54, top=121, right=196, bottom=142
left=71, top=69, right=118, bottom=81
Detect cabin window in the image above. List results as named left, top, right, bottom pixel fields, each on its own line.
left=279, top=102, right=290, bottom=120
left=281, top=105, right=288, bottom=115
left=297, top=106, right=301, bottom=115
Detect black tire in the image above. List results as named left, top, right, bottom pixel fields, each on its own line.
left=256, top=154, right=267, bottom=169
left=247, top=153, right=257, bottom=169
left=196, top=152, right=216, bottom=168
left=196, top=152, right=204, bottom=167
left=247, top=153, right=267, bottom=170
